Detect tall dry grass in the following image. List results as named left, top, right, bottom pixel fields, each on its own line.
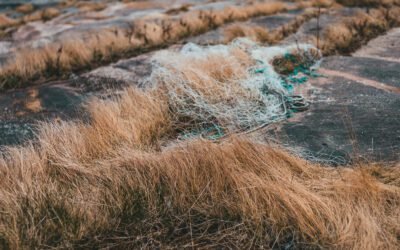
left=15, top=3, right=35, bottom=14
left=75, top=2, right=107, bottom=12
left=22, top=7, right=61, bottom=23
left=0, top=14, right=17, bottom=29
left=336, top=0, right=400, bottom=7
left=0, top=84, right=399, bottom=248
left=0, top=1, right=288, bottom=89
left=318, top=6, right=400, bottom=55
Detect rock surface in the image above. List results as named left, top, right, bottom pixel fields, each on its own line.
left=353, top=28, right=400, bottom=62
left=266, top=55, right=400, bottom=164
left=0, top=82, right=83, bottom=146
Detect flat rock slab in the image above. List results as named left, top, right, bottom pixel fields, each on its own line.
left=267, top=55, right=400, bottom=165
left=0, top=83, right=83, bottom=146
left=85, top=52, right=154, bottom=87
left=0, top=49, right=159, bottom=147
left=353, top=28, right=400, bottom=62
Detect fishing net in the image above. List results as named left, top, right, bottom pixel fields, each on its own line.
left=148, top=38, right=321, bottom=139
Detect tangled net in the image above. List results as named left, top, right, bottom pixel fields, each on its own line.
left=149, top=38, right=321, bottom=139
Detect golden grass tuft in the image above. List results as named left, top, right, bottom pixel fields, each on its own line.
left=0, top=14, right=18, bottom=29
left=76, top=2, right=107, bottom=12
left=224, top=23, right=270, bottom=43
left=223, top=8, right=323, bottom=44
left=318, top=7, right=400, bottom=55
left=22, top=7, right=61, bottom=23
left=0, top=83, right=399, bottom=248
left=16, top=3, right=35, bottom=14
left=336, top=0, right=400, bottom=7
left=123, top=0, right=166, bottom=10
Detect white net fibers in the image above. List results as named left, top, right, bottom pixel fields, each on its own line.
left=148, top=38, right=321, bottom=137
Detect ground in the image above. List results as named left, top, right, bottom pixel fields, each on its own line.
left=0, top=1, right=400, bottom=249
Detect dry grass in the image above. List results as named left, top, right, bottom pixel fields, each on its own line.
left=318, top=6, right=400, bottom=55
left=0, top=34, right=398, bottom=247
left=336, top=0, right=400, bottom=7
left=16, top=3, right=35, bottom=14
left=165, top=4, right=192, bottom=15
left=224, top=8, right=323, bottom=44
left=295, top=0, right=336, bottom=8
left=224, top=23, right=270, bottom=43
left=0, top=14, right=18, bottom=29
left=0, top=83, right=399, bottom=248
left=0, top=1, right=288, bottom=90
left=124, top=0, right=166, bottom=10
left=0, top=5, right=62, bottom=38
left=22, top=7, right=61, bottom=23
left=76, top=2, right=107, bottom=12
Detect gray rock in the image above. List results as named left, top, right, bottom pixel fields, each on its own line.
left=266, top=55, right=400, bottom=165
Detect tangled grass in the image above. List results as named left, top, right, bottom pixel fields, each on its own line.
left=149, top=39, right=320, bottom=135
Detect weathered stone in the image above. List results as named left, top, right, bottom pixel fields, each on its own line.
left=353, top=28, right=400, bottom=62
left=266, top=55, right=400, bottom=164
left=0, top=83, right=83, bottom=146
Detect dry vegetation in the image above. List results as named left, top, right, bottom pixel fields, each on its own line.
left=149, top=40, right=321, bottom=134
left=0, top=7, right=61, bottom=32
left=224, top=0, right=400, bottom=55
left=0, top=15, right=17, bottom=29
left=0, top=36, right=399, bottom=248
left=336, top=0, right=400, bottom=7
left=319, top=6, right=400, bottom=55
left=0, top=1, right=288, bottom=90
left=0, top=83, right=399, bottom=248
left=15, top=3, right=35, bottom=14
left=75, top=2, right=107, bottom=12
left=23, top=7, right=61, bottom=23
left=2, top=0, right=400, bottom=89
left=224, top=8, right=325, bottom=44
left=0, top=1, right=399, bottom=248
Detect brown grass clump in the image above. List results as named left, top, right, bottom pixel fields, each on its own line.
left=76, top=2, right=107, bottom=12
left=0, top=83, right=399, bottom=248
left=22, top=7, right=61, bottom=23
left=0, top=1, right=287, bottom=90
left=165, top=4, right=192, bottom=15
left=16, top=3, right=35, bottom=14
left=0, top=14, right=18, bottom=29
left=336, top=0, right=400, bottom=7
left=295, top=0, right=336, bottom=8
left=224, top=23, right=270, bottom=43
left=224, top=8, right=324, bottom=44
left=123, top=0, right=166, bottom=10
left=318, top=7, right=400, bottom=55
